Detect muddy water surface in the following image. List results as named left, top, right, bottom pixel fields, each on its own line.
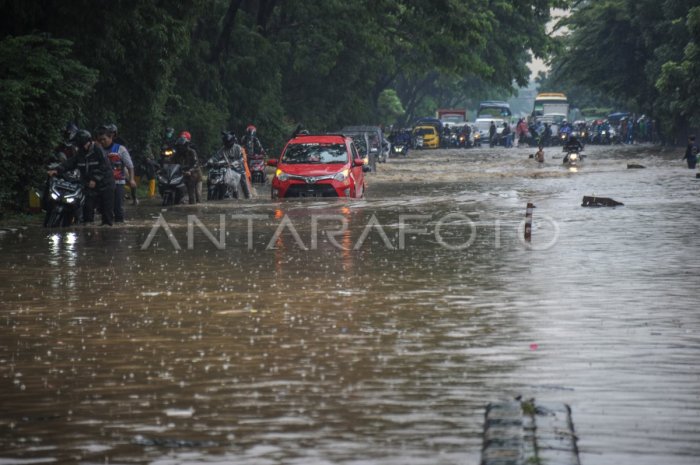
left=1, top=144, right=699, bottom=464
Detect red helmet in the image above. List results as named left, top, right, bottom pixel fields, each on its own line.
left=179, top=131, right=191, bottom=141
left=246, top=125, right=256, bottom=137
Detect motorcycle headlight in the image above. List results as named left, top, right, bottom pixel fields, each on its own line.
left=570, top=154, right=579, bottom=161
left=275, top=169, right=289, bottom=182
left=333, top=169, right=349, bottom=182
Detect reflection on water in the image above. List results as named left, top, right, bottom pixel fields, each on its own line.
left=0, top=145, right=699, bottom=464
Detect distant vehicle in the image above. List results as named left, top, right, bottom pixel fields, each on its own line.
left=475, top=101, right=512, bottom=139
left=476, top=100, right=512, bottom=120
left=412, top=125, right=439, bottom=149
left=267, top=134, right=369, bottom=199
left=340, top=126, right=387, bottom=169
left=607, top=112, right=630, bottom=124
left=532, top=93, right=569, bottom=120
left=436, top=108, right=468, bottom=129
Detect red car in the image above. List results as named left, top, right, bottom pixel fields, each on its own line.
left=268, top=134, right=369, bottom=199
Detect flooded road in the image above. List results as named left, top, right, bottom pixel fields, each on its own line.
left=1, top=144, right=699, bottom=464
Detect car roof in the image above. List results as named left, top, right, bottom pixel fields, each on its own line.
left=288, top=134, right=349, bottom=145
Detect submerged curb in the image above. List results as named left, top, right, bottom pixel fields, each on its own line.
left=481, top=399, right=581, bottom=465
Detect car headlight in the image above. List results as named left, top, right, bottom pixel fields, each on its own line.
left=50, top=192, right=59, bottom=200
left=275, top=169, right=289, bottom=181
left=333, top=169, right=349, bottom=182
left=65, top=197, right=75, bottom=203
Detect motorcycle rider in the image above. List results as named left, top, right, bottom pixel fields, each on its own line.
left=48, top=129, right=115, bottom=226
left=172, top=131, right=202, bottom=204
left=562, top=134, right=584, bottom=163
left=542, top=123, right=552, bottom=147
left=52, top=123, right=78, bottom=163
left=97, top=124, right=136, bottom=222
left=43, top=123, right=79, bottom=223
left=241, top=124, right=265, bottom=156
left=209, top=131, right=251, bottom=198
left=240, top=124, right=263, bottom=182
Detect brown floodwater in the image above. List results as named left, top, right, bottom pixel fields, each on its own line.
left=1, top=144, right=699, bottom=464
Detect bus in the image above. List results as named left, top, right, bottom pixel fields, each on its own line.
left=531, top=92, right=568, bottom=119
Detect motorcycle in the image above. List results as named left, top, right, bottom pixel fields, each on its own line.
left=206, top=159, right=239, bottom=200
left=563, top=148, right=583, bottom=167
left=44, top=167, right=84, bottom=227
left=392, top=142, right=409, bottom=157
left=414, top=135, right=424, bottom=149
left=157, top=163, right=186, bottom=206
left=248, top=154, right=267, bottom=184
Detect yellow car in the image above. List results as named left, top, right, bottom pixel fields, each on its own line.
left=412, top=125, right=439, bottom=149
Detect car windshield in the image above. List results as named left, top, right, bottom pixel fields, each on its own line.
left=414, top=127, right=435, bottom=136
left=477, top=106, right=511, bottom=118
left=282, top=143, right=348, bottom=164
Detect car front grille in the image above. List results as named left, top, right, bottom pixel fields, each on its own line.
left=285, top=183, right=338, bottom=198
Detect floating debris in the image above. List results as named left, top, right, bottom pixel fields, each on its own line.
left=627, top=163, right=645, bottom=169
left=581, top=195, right=623, bottom=207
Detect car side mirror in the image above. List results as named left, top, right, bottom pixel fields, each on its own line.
left=353, top=158, right=365, bottom=167
left=362, top=165, right=371, bottom=173
left=266, top=159, right=278, bottom=167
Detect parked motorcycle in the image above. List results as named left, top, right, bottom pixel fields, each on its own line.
left=157, top=163, right=186, bottom=206
left=206, top=159, right=239, bottom=200
left=44, top=167, right=84, bottom=227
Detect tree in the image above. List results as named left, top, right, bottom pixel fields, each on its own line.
left=0, top=35, right=97, bottom=209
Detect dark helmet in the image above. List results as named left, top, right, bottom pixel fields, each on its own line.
left=246, top=124, right=257, bottom=138
left=71, top=129, right=93, bottom=148
left=165, top=127, right=175, bottom=138
left=221, top=131, right=237, bottom=147
left=96, top=123, right=117, bottom=137
left=62, top=122, right=78, bottom=142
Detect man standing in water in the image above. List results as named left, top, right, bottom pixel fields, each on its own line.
left=682, top=135, right=698, bottom=169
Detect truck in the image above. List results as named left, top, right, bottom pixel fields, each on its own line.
left=436, top=108, right=468, bottom=128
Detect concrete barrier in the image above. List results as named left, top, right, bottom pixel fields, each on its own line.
left=481, top=399, right=581, bottom=465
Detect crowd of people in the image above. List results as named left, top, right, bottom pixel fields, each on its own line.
left=45, top=123, right=267, bottom=226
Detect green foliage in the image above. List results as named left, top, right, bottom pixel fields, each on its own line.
left=546, top=0, right=700, bottom=137
left=377, top=89, right=406, bottom=126
left=0, top=35, right=97, bottom=209
left=656, top=6, right=700, bottom=130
